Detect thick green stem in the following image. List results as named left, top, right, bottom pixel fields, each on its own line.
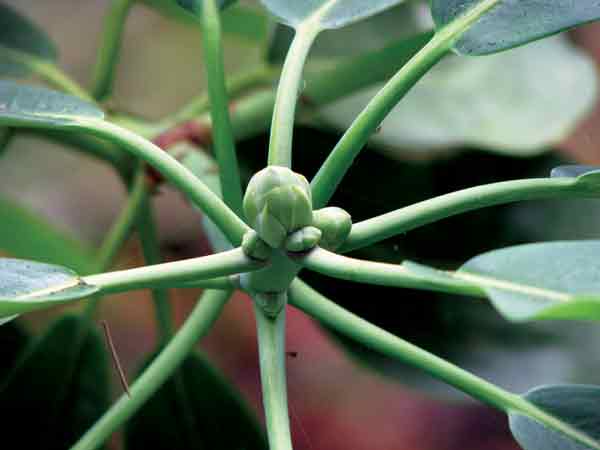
left=293, top=247, right=483, bottom=297
left=254, top=296, right=293, bottom=450
left=341, top=177, right=583, bottom=252
left=288, top=279, right=600, bottom=450
left=311, top=0, right=504, bottom=209
left=70, top=289, right=232, bottom=450
left=76, top=119, right=250, bottom=244
left=201, top=0, right=244, bottom=217
left=268, top=26, right=319, bottom=168
left=83, top=247, right=264, bottom=294
left=137, top=194, right=174, bottom=340
left=92, top=0, right=133, bottom=100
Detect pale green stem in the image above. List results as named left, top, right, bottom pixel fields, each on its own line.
left=92, top=0, right=134, bottom=100
left=75, top=119, right=250, bottom=244
left=268, top=26, right=319, bottom=168
left=311, top=0, right=504, bottom=208
left=137, top=193, right=174, bottom=340
left=83, top=247, right=264, bottom=294
left=292, top=247, right=483, bottom=297
left=254, top=298, right=293, bottom=450
left=288, top=279, right=600, bottom=450
left=341, top=177, right=584, bottom=253
left=70, top=289, right=232, bottom=450
left=201, top=0, right=244, bottom=217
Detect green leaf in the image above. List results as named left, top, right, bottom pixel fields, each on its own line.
left=510, top=385, right=600, bottom=450
left=0, top=258, right=99, bottom=323
left=141, top=2, right=268, bottom=41
left=319, top=36, right=596, bottom=157
left=0, top=80, right=103, bottom=128
left=431, top=0, right=600, bottom=56
left=457, top=240, right=600, bottom=322
left=126, top=351, right=267, bottom=450
left=0, top=315, right=109, bottom=449
left=0, top=3, right=57, bottom=76
left=260, top=0, right=406, bottom=31
left=0, top=195, right=94, bottom=273
left=266, top=3, right=424, bottom=63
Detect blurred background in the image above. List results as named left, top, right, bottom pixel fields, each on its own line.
left=2, top=1, right=600, bottom=449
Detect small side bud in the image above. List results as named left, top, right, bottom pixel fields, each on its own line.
left=242, top=230, right=272, bottom=261
left=244, top=166, right=313, bottom=248
left=312, top=207, right=352, bottom=250
left=285, top=226, right=322, bottom=253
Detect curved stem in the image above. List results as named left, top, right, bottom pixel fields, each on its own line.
left=292, top=247, right=483, bottom=298
left=341, top=177, right=582, bottom=252
left=70, top=289, right=232, bottom=450
left=268, top=26, right=319, bottom=168
left=310, top=0, right=504, bottom=209
left=76, top=119, right=250, bottom=244
left=92, top=0, right=133, bottom=100
left=201, top=0, right=244, bottom=217
left=31, top=60, right=94, bottom=102
left=288, top=279, right=600, bottom=450
left=83, top=247, right=264, bottom=294
left=254, top=295, right=293, bottom=450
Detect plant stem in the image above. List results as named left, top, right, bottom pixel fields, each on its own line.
left=83, top=247, right=264, bottom=294
left=76, top=119, right=250, bottom=244
left=310, top=0, right=504, bottom=209
left=70, top=289, right=232, bottom=450
left=136, top=194, right=174, bottom=341
left=254, top=297, right=293, bottom=450
left=292, top=247, right=483, bottom=297
left=200, top=0, right=244, bottom=217
left=341, top=177, right=582, bottom=252
left=92, top=0, right=133, bottom=100
left=268, top=26, right=319, bottom=168
left=288, top=279, right=600, bottom=450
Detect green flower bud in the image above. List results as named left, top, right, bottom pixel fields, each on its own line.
left=241, top=230, right=272, bottom=261
left=244, top=166, right=313, bottom=248
left=312, top=207, right=352, bottom=250
left=285, top=226, right=322, bottom=253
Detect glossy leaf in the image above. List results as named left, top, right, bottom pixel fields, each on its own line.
left=0, top=3, right=57, bottom=76
left=0, top=195, right=94, bottom=273
left=266, top=3, right=425, bottom=62
left=126, top=352, right=267, bottom=450
left=431, top=0, right=600, bottom=56
left=260, top=0, right=405, bottom=31
left=510, top=385, right=600, bottom=450
left=319, top=37, right=596, bottom=156
left=0, top=315, right=109, bottom=449
left=551, top=165, right=600, bottom=192
left=141, top=1, right=268, bottom=42
left=0, top=81, right=103, bottom=128
left=0, top=258, right=99, bottom=323
left=457, top=241, right=600, bottom=322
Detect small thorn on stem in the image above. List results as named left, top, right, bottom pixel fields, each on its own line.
left=101, top=320, right=131, bottom=398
